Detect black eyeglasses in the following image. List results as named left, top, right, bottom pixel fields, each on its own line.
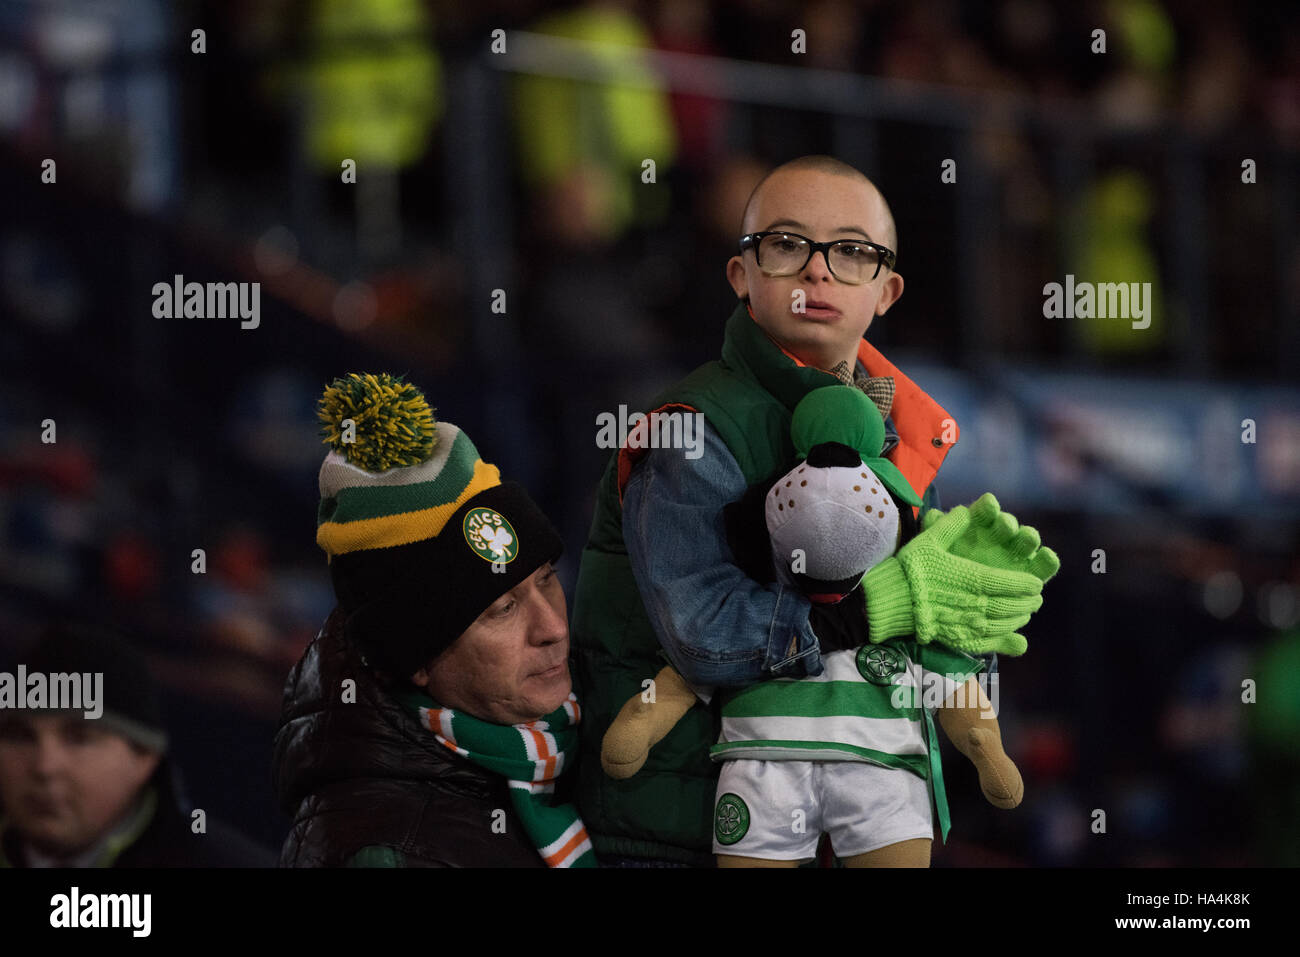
left=739, top=231, right=896, bottom=284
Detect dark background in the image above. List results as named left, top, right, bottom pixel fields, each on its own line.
left=0, top=0, right=1297, bottom=865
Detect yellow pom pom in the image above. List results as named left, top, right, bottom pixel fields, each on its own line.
left=317, top=373, right=437, bottom=472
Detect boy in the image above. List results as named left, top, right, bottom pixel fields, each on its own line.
left=571, top=156, right=1054, bottom=865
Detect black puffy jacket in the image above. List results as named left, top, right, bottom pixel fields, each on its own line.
left=272, top=608, right=545, bottom=867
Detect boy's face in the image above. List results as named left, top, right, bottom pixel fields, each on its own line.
left=726, top=168, right=903, bottom=371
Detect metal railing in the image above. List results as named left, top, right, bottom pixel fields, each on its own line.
left=443, top=30, right=1297, bottom=381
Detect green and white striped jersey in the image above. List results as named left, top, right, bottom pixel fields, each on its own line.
left=710, top=639, right=984, bottom=779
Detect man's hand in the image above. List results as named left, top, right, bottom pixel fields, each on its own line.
left=859, top=493, right=1059, bottom=656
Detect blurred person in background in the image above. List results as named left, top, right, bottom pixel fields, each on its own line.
left=0, top=623, right=272, bottom=867
left=1247, top=624, right=1300, bottom=866
left=512, top=0, right=678, bottom=243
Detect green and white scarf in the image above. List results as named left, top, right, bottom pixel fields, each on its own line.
left=398, top=690, right=596, bottom=868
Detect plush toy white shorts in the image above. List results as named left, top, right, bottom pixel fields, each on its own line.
left=711, top=758, right=934, bottom=860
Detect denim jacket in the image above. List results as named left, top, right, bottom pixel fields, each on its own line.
left=623, top=410, right=908, bottom=689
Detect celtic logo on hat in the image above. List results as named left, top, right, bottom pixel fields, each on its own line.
left=856, top=643, right=907, bottom=685
left=714, top=793, right=751, bottom=846
left=463, top=508, right=519, bottom=564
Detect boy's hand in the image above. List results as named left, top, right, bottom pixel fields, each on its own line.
left=858, top=494, right=1058, bottom=656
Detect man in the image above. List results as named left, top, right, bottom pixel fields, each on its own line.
left=571, top=155, right=1057, bottom=865
left=0, top=623, right=271, bottom=867
left=273, top=373, right=593, bottom=867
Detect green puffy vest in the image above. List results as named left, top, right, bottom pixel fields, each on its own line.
left=571, top=305, right=854, bottom=862
left=572, top=304, right=956, bottom=863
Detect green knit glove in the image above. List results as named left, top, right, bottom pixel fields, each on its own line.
left=859, top=493, right=1059, bottom=656
left=931, top=493, right=1060, bottom=582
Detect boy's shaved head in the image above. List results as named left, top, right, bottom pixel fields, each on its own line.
left=726, top=154, right=905, bottom=372
left=741, top=155, right=898, bottom=254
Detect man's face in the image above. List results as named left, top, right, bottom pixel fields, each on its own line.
left=413, top=562, right=571, bottom=725
left=726, top=168, right=904, bottom=371
left=0, top=716, right=160, bottom=856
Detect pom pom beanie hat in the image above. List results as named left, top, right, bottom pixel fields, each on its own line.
left=315, top=373, right=563, bottom=678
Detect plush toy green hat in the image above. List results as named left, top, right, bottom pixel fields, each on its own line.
left=765, top=386, right=924, bottom=602
left=315, top=373, right=563, bottom=677
left=790, top=386, right=923, bottom=508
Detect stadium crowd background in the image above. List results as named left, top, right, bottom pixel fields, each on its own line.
left=1, top=0, right=1297, bottom=864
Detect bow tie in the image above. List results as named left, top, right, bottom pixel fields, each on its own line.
left=828, top=360, right=895, bottom=420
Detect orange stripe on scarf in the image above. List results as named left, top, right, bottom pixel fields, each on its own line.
left=544, top=827, right=591, bottom=867
left=527, top=728, right=558, bottom=782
